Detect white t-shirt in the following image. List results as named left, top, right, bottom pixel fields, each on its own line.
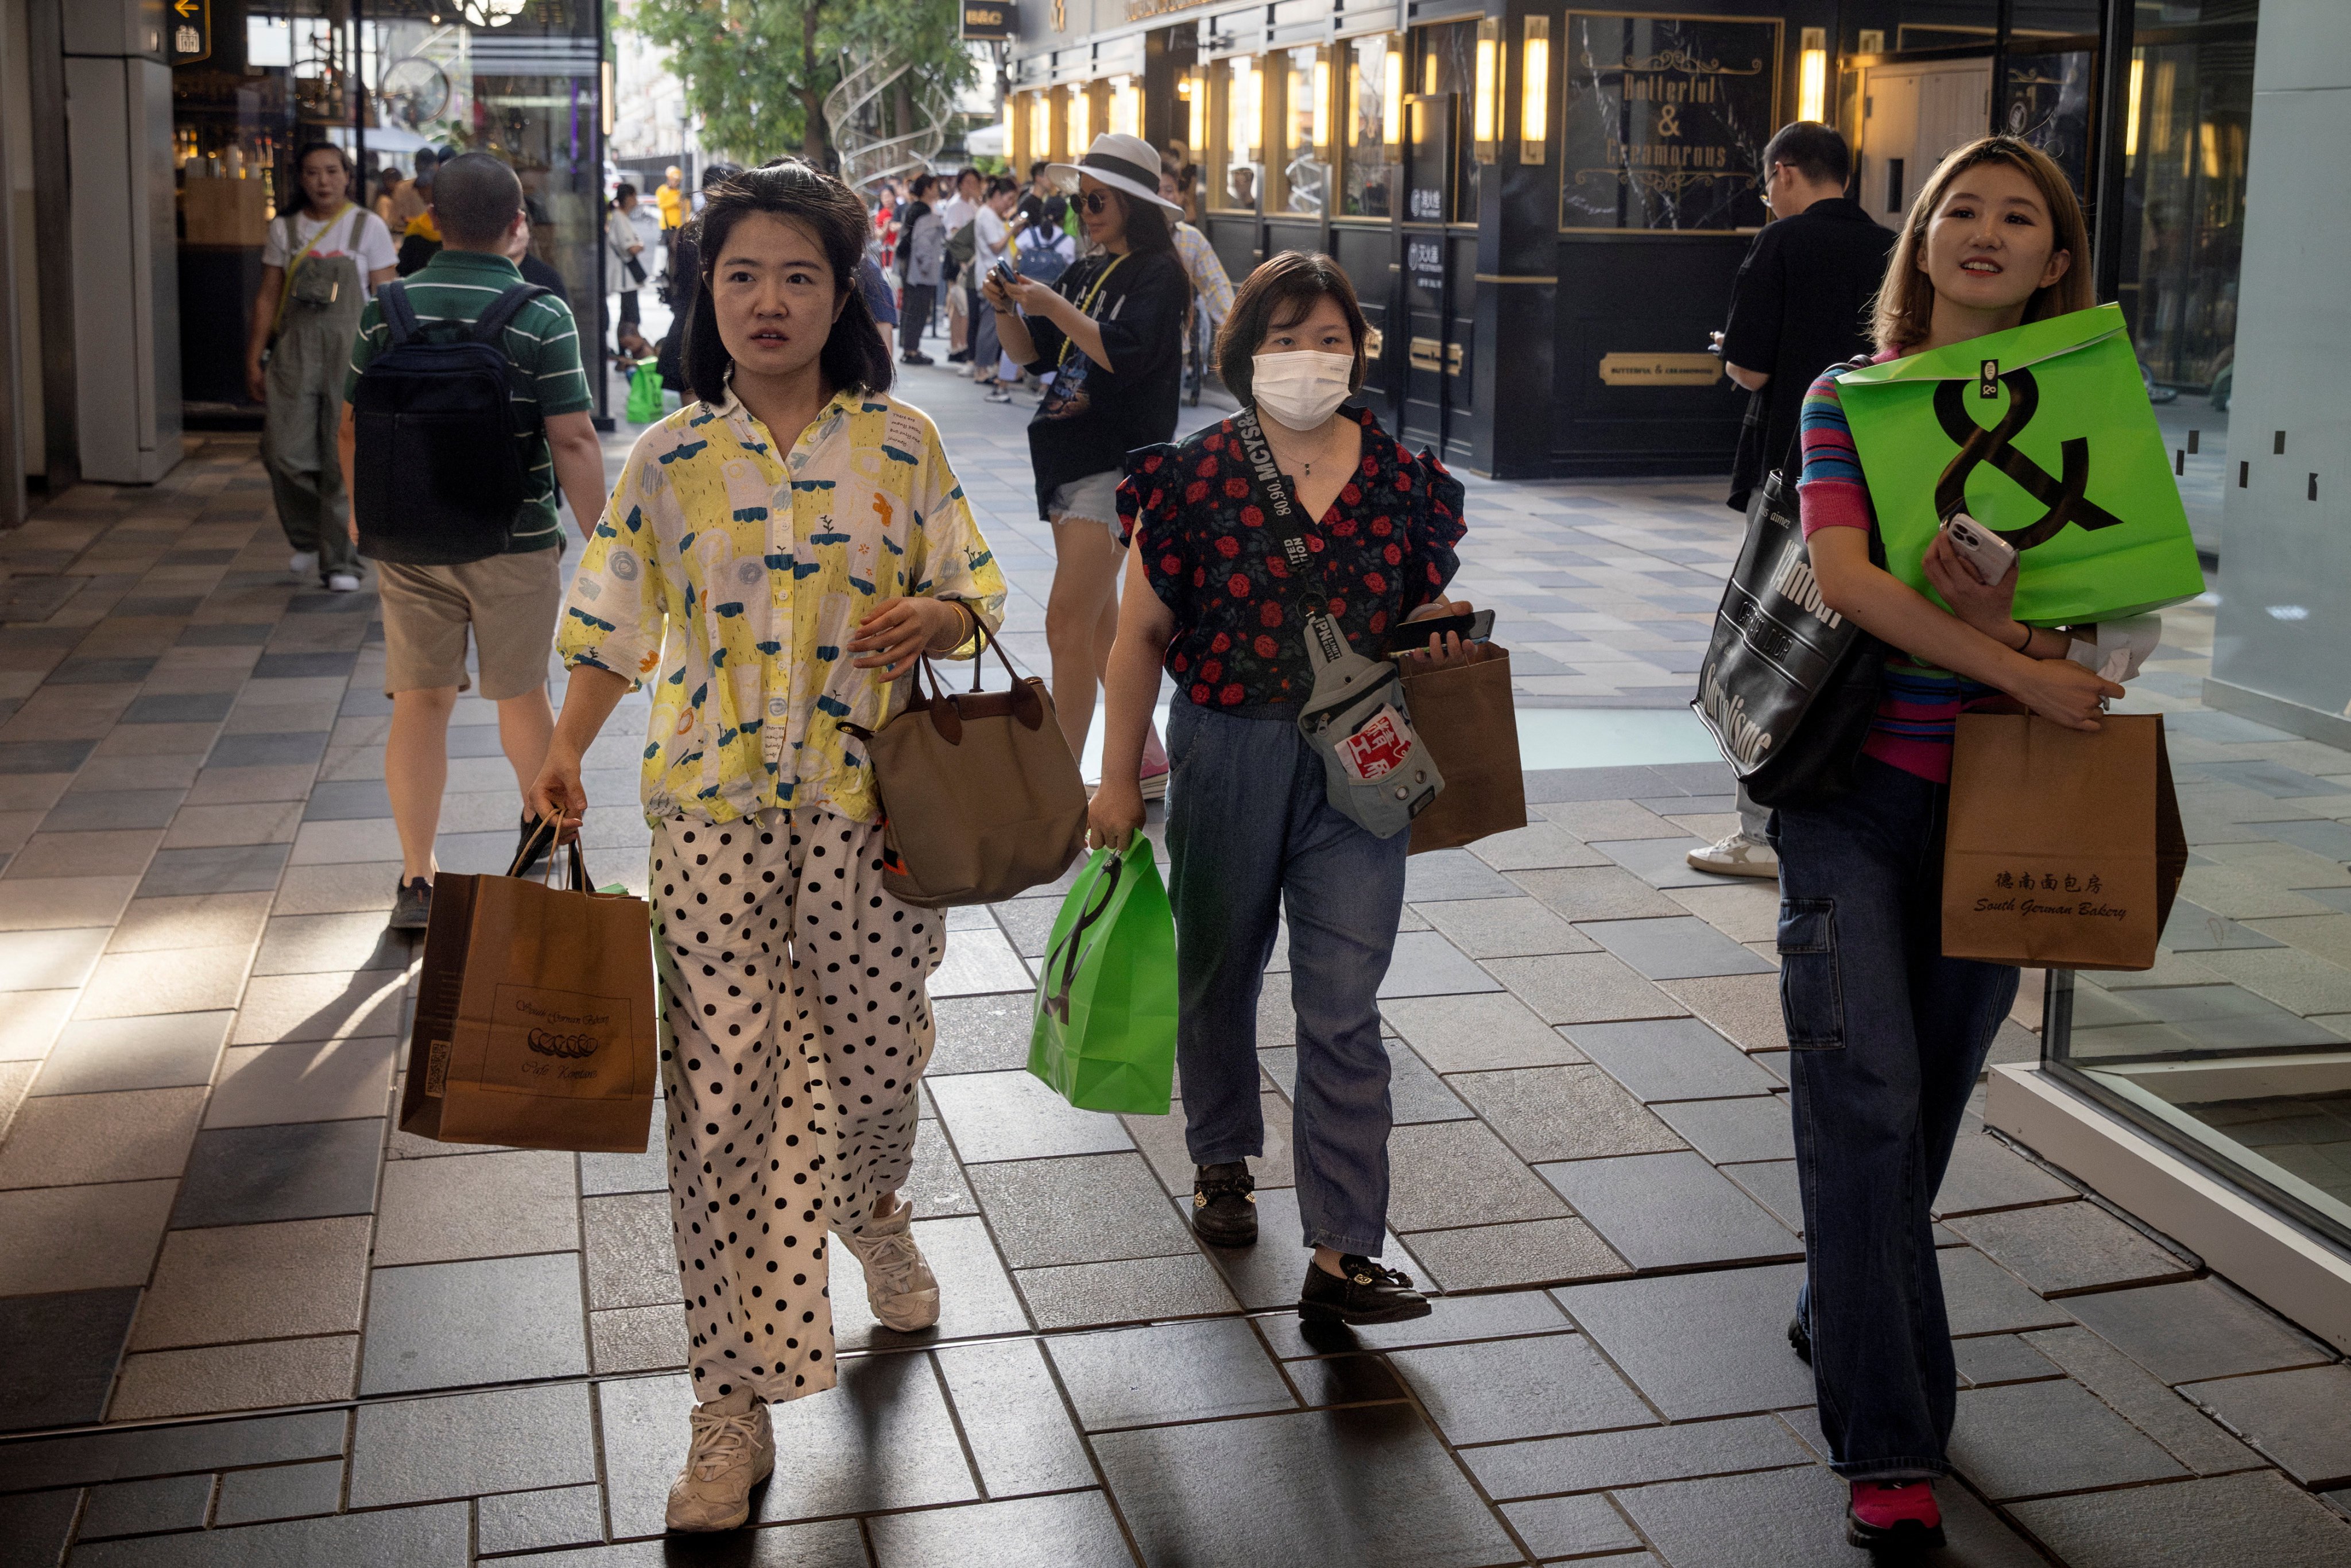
left=974, top=204, right=1012, bottom=263
left=936, top=194, right=978, bottom=237
left=262, top=205, right=397, bottom=276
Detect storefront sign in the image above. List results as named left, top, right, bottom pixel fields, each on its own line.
left=1560, top=12, right=1779, bottom=233
left=1405, top=236, right=1444, bottom=296
left=962, top=1, right=1018, bottom=39
left=169, top=0, right=211, bottom=65
left=1598, top=351, right=1725, bottom=387
left=1122, top=0, right=1214, bottom=21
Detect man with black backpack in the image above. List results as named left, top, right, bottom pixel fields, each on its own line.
left=335, top=152, right=607, bottom=932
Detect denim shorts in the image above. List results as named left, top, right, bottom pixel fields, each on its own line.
left=1048, top=470, right=1123, bottom=545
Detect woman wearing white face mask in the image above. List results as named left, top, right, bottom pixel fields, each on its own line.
left=1091, top=251, right=1476, bottom=1325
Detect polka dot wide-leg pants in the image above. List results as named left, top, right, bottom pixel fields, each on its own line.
left=650, top=807, right=943, bottom=1405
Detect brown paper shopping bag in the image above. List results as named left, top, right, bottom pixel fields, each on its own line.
left=399, top=830, right=657, bottom=1152
left=1404, top=644, right=1528, bottom=855
left=1942, top=711, right=2187, bottom=971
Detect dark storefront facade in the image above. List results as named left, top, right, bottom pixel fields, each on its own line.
left=1004, top=2, right=2254, bottom=494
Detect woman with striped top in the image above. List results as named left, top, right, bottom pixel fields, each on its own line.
left=1773, top=137, right=2123, bottom=1551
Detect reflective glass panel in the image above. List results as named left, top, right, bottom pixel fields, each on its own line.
left=1273, top=45, right=1330, bottom=216
left=1341, top=34, right=1402, bottom=218
left=1211, top=55, right=1262, bottom=211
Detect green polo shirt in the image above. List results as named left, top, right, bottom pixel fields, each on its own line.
left=344, top=250, right=592, bottom=552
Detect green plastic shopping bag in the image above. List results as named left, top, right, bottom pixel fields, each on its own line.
left=1027, top=843, right=1177, bottom=1116
left=1837, top=303, right=2205, bottom=624
left=625, top=358, right=663, bottom=424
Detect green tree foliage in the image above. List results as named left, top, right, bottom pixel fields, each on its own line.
left=626, top=0, right=977, bottom=167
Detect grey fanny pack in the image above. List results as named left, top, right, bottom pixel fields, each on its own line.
left=1231, top=405, right=1442, bottom=839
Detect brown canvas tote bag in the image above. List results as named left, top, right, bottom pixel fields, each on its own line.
left=1403, top=643, right=1528, bottom=854
left=400, top=824, right=658, bottom=1152
left=845, top=629, right=1088, bottom=908
left=1941, top=710, right=2188, bottom=971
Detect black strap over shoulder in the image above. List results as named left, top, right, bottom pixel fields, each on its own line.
left=1229, top=404, right=1314, bottom=575
left=471, top=283, right=552, bottom=346
left=1230, top=404, right=1364, bottom=675
left=378, top=280, right=421, bottom=348
left=1770, top=352, right=1877, bottom=486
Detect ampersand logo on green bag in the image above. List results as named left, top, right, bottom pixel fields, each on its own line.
left=1933, top=367, right=2131, bottom=551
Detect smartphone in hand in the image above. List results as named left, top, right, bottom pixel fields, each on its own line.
left=1945, top=514, right=2017, bottom=586
left=1386, top=608, right=1494, bottom=656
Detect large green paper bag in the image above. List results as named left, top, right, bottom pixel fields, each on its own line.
left=1027, top=844, right=1177, bottom=1116
left=1837, top=304, right=2205, bottom=624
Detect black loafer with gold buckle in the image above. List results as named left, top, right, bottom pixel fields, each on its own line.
left=1299, top=1255, right=1433, bottom=1326
left=1190, top=1162, right=1257, bottom=1247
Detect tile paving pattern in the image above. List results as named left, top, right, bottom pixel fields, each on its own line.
left=0, top=366, right=2346, bottom=1563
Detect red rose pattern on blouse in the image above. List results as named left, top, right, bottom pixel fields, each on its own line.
left=1116, top=405, right=1466, bottom=710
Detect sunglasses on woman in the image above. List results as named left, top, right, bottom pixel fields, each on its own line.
left=1079, top=191, right=1117, bottom=215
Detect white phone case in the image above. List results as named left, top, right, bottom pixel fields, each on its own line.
left=1945, top=514, right=2017, bottom=585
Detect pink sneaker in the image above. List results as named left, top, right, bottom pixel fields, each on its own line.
left=1846, top=1480, right=1944, bottom=1550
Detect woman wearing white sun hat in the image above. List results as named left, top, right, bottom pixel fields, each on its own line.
left=984, top=131, right=1187, bottom=796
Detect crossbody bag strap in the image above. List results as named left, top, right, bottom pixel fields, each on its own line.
left=270, top=203, right=357, bottom=340
left=1230, top=404, right=1354, bottom=679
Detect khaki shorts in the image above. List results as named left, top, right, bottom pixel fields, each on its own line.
left=377, top=549, right=564, bottom=700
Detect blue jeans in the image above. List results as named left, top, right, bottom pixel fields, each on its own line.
left=1771, top=756, right=2020, bottom=1481
left=1164, top=700, right=1409, bottom=1256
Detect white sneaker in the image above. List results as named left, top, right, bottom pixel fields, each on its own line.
left=838, top=1200, right=939, bottom=1331
left=1687, top=831, right=1779, bottom=878
left=288, top=551, right=318, bottom=580
left=325, top=571, right=361, bottom=593
left=665, top=1393, right=774, bottom=1532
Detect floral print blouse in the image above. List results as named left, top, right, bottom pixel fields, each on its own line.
left=557, top=385, right=1007, bottom=826
left=1117, top=405, right=1466, bottom=708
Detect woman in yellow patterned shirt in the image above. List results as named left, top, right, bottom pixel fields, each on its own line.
left=525, top=161, right=1007, bottom=1534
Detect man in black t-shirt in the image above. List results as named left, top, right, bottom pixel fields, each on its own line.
left=1717, top=122, right=1895, bottom=513
left=1697, top=123, right=1893, bottom=881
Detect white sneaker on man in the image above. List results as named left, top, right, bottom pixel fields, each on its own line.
left=838, top=1199, right=939, bottom=1331
left=665, top=1391, right=774, bottom=1532
left=1687, top=831, right=1779, bottom=878
left=288, top=551, right=319, bottom=580
left=325, top=571, right=361, bottom=593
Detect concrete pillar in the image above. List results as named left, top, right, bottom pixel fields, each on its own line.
left=2203, top=2, right=2351, bottom=741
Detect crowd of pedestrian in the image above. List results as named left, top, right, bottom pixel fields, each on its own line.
left=246, top=119, right=2130, bottom=1555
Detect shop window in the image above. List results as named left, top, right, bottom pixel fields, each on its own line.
left=1210, top=56, right=1262, bottom=211
left=1271, top=45, right=1330, bottom=218
left=1107, top=75, right=1140, bottom=141
left=1841, top=1, right=2003, bottom=55
left=1066, top=83, right=1093, bottom=159
left=1176, top=67, right=1206, bottom=167
left=1418, top=21, right=1481, bottom=223
left=175, top=0, right=605, bottom=415
left=1340, top=34, right=1402, bottom=219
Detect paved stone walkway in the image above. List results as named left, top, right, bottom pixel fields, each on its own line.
left=0, top=363, right=2346, bottom=1565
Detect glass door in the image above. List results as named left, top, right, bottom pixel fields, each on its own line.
left=1396, top=90, right=1452, bottom=453
left=2112, top=2, right=2258, bottom=556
